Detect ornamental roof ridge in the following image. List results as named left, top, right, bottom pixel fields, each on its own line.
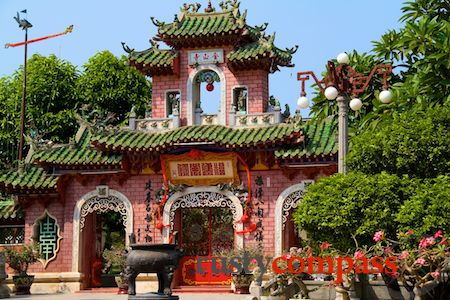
left=90, top=122, right=306, bottom=154
left=176, top=0, right=242, bottom=15
left=31, top=122, right=122, bottom=168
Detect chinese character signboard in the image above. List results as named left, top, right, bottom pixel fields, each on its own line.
left=188, top=49, right=224, bottom=65
left=162, top=150, right=239, bottom=186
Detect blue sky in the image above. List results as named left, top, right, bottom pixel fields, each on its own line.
left=0, top=1, right=404, bottom=116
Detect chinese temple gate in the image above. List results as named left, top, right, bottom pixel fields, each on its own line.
left=0, top=1, right=337, bottom=293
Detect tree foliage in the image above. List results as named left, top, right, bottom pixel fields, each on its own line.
left=23, top=54, right=79, bottom=142
left=296, top=103, right=450, bottom=250
left=309, top=0, right=450, bottom=130
left=0, top=51, right=152, bottom=168
left=297, top=0, right=450, bottom=249
left=396, top=176, right=450, bottom=236
left=0, top=54, right=79, bottom=168
left=373, top=14, right=450, bottom=106
left=293, top=172, right=416, bottom=251
left=347, top=104, right=450, bottom=178
left=0, top=76, right=20, bottom=167
left=76, top=51, right=151, bottom=123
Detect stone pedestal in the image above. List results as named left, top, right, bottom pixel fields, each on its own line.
left=172, top=109, right=180, bottom=128
left=129, top=293, right=178, bottom=300
left=250, top=281, right=262, bottom=297
left=195, top=108, right=203, bottom=125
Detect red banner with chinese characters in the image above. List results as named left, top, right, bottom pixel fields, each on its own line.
left=161, top=150, right=239, bottom=186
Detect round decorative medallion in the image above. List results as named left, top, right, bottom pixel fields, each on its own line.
left=188, top=223, right=204, bottom=242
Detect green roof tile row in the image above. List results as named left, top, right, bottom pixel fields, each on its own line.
left=227, top=35, right=294, bottom=67
left=0, top=165, right=58, bottom=193
left=92, top=123, right=304, bottom=152
left=33, top=128, right=122, bottom=167
left=274, top=119, right=337, bottom=159
left=0, top=198, right=23, bottom=220
left=158, top=12, right=245, bottom=37
left=154, top=9, right=250, bottom=38
left=129, top=48, right=178, bottom=68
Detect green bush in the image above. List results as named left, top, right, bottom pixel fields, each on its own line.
left=396, top=175, right=450, bottom=235
left=293, top=172, right=416, bottom=251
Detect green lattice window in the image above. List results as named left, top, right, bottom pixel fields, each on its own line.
left=0, top=225, right=24, bottom=244
left=32, top=211, right=62, bottom=268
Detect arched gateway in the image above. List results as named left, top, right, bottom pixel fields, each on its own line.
left=162, top=186, right=243, bottom=248
left=71, top=187, right=133, bottom=273
left=275, top=181, right=313, bottom=256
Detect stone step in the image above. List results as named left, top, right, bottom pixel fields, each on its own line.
left=76, top=287, right=119, bottom=293
left=173, top=285, right=233, bottom=293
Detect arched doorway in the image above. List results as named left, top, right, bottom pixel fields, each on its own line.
left=71, top=187, right=133, bottom=289
left=187, top=65, right=226, bottom=125
left=274, top=181, right=314, bottom=256
left=162, top=187, right=243, bottom=286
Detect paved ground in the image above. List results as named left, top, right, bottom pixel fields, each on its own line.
left=10, top=293, right=251, bottom=300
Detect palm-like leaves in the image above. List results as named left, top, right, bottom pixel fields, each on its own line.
left=312, top=0, right=450, bottom=134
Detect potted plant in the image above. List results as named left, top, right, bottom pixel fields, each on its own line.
left=262, top=246, right=321, bottom=300
left=370, top=230, right=450, bottom=300
left=5, top=243, right=40, bottom=295
left=102, top=244, right=128, bottom=294
left=221, top=245, right=263, bottom=294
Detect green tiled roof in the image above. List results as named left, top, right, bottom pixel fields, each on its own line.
left=129, top=48, right=177, bottom=67
left=33, top=127, right=122, bottom=168
left=154, top=4, right=260, bottom=47
left=158, top=12, right=246, bottom=38
left=0, top=198, right=23, bottom=220
left=126, top=2, right=296, bottom=73
left=274, top=119, right=337, bottom=160
left=128, top=48, right=178, bottom=75
left=227, top=34, right=297, bottom=72
left=0, top=165, right=58, bottom=193
left=92, top=123, right=304, bottom=153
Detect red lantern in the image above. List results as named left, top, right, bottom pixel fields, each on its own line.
left=239, top=213, right=250, bottom=223
left=155, top=221, right=164, bottom=230
left=206, top=82, right=214, bottom=91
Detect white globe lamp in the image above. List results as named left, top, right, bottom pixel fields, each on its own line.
left=324, top=86, right=339, bottom=100
left=297, top=96, right=309, bottom=109
left=337, top=52, right=350, bottom=64
left=379, top=90, right=393, bottom=104
left=349, top=98, right=363, bottom=111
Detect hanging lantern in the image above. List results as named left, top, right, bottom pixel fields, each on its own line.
left=206, top=82, right=214, bottom=91
left=155, top=221, right=164, bottom=230
left=205, top=72, right=215, bottom=92
left=238, top=213, right=250, bottom=223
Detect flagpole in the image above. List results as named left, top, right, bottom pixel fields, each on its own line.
left=8, top=10, right=73, bottom=163
left=18, top=27, right=28, bottom=161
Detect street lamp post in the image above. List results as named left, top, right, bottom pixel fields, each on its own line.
left=296, top=53, right=393, bottom=174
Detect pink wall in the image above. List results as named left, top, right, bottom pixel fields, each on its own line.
left=21, top=165, right=336, bottom=274
left=152, top=47, right=269, bottom=124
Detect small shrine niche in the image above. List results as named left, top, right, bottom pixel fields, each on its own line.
left=233, top=87, right=248, bottom=114
left=166, top=91, right=180, bottom=117
left=192, top=70, right=221, bottom=117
